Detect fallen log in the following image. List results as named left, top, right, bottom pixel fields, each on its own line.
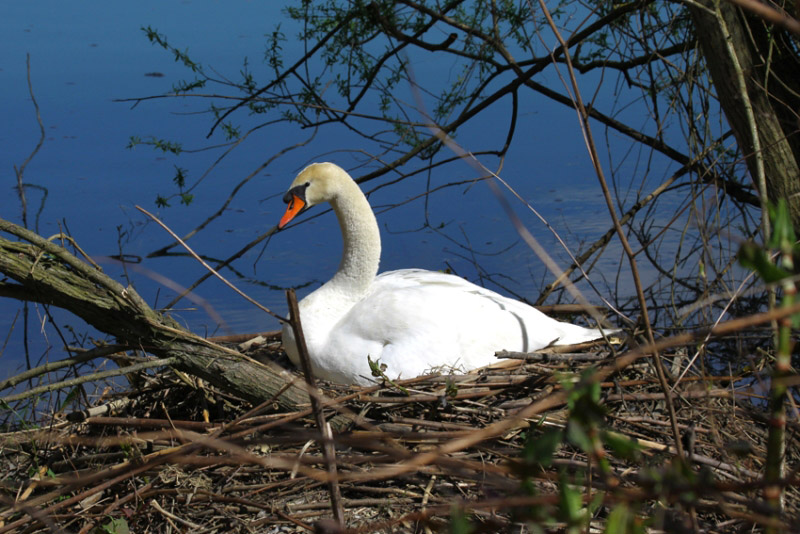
left=0, top=218, right=310, bottom=411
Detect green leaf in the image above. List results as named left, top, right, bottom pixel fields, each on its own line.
left=172, top=78, right=206, bottom=93
left=444, top=378, right=458, bottom=398
left=172, top=166, right=187, bottom=188
left=92, top=517, right=130, bottom=534
left=739, top=242, right=790, bottom=283
left=59, top=387, right=81, bottom=412
left=566, top=420, right=593, bottom=453
left=126, top=136, right=141, bottom=149
left=602, top=430, right=642, bottom=461
left=449, top=505, right=473, bottom=534
left=524, top=428, right=563, bottom=467
left=588, top=489, right=606, bottom=516
left=153, top=138, right=182, bottom=155
left=222, top=121, right=241, bottom=140
left=558, top=478, right=583, bottom=524
left=767, top=199, right=796, bottom=250
left=367, top=355, right=385, bottom=376
left=605, top=504, right=632, bottom=533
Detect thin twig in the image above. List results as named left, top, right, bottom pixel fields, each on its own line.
left=531, top=0, right=687, bottom=467
left=14, top=54, right=46, bottom=230
left=149, top=499, right=202, bottom=530
left=0, top=344, right=130, bottom=392
left=135, top=205, right=285, bottom=322
left=286, top=289, right=345, bottom=527
left=148, top=128, right=317, bottom=258
left=0, top=357, right=177, bottom=404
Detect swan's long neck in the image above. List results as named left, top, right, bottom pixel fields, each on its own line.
left=325, top=178, right=381, bottom=300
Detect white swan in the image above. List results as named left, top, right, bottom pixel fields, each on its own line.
left=279, top=162, right=607, bottom=385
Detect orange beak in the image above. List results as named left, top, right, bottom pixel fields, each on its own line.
left=279, top=194, right=306, bottom=229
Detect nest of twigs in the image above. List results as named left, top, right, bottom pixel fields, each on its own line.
left=1, top=332, right=798, bottom=533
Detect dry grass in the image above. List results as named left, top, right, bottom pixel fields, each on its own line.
left=1, top=332, right=798, bottom=533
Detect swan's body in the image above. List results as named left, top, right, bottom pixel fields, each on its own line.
left=279, top=162, right=606, bottom=385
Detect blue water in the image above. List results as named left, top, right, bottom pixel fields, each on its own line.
left=1, top=2, right=684, bottom=384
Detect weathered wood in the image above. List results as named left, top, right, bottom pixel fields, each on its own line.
left=0, top=218, right=310, bottom=411
left=688, top=0, right=800, bottom=231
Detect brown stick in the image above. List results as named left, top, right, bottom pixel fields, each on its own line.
left=534, top=0, right=688, bottom=471
left=725, top=0, right=800, bottom=36
left=286, top=289, right=345, bottom=527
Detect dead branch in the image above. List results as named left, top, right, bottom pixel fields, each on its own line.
left=0, top=217, right=309, bottom=412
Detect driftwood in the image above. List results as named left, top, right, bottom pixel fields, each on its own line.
left=0, top=218, right=310, bottom=412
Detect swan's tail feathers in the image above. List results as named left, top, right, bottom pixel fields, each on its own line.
left=553, top=324, right=621, bottom=347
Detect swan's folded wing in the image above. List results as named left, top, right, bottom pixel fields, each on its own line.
left=326, top=269, right=605, bottom=380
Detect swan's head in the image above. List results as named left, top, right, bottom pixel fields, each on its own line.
left=278, top=162, right=349, bottom=229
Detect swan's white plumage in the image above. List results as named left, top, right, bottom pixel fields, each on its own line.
left=280, top=162, right=606, bottom=385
